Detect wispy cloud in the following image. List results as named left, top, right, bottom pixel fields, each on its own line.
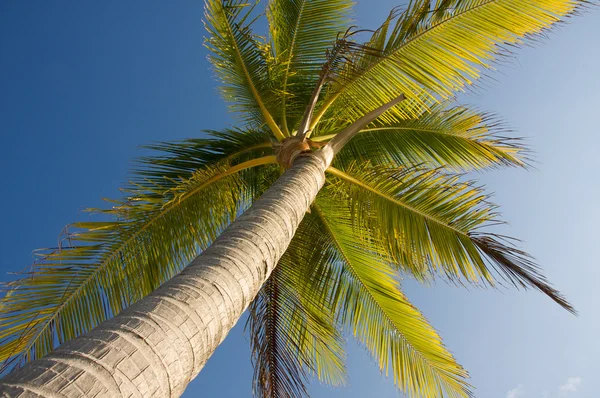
left=559, top=377, right=581, bottom=396
left=506, top=384, right=525, bottom=398
left=504, top=377, right=581, bottom=398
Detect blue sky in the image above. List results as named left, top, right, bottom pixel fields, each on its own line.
left=1, top=1, right=598, bottom=397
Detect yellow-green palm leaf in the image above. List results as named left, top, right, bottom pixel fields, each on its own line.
left=205, top=0, right=284, bottom=138
left=312, top=198, right=471, bottom=397
left=319, top=104, right=527, bottom=171
left=267, top=0, right=353, bottom=134
left=313, top=0, right=584, bottom=127
left=247, top=212, right=347, bottom=398
left=326, top=162, right=574, bottom=312
left=0, top=131, right=278, bottom=370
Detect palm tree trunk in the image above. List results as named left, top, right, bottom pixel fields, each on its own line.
left=0, top=148, right=333, bottom=398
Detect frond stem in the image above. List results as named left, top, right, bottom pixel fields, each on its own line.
left=311, top=126, right=442, bottom=142
left=325, top=95, right=405, bottom=155
left=220, top=142, right=274, bottom=165
left=309, top=92, right=340, bottom=131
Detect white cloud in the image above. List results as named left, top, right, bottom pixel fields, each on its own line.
left=559, top=377, right=581, bottom=395
left=507, top=384, right=525, bottom=398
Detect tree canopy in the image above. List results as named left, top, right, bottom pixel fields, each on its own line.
left=0, top=1, right=587, bottom=397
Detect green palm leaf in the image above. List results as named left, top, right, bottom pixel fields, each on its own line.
left=137, top=128, right=274, bottom=180
left=318, top=104, right=526, bottom=171
left=0, top=136, right=277, bottom=370
left=205, top=0, right=285, bottom=139
left=312, top=0, right=585, bottom=128
left=325, top=162, right=574, bottom=312
left=247, top=213, right=347, bottom=397
left=267, top=0, right=353, bottom=134
left=312, top=198, right=471, bottom=398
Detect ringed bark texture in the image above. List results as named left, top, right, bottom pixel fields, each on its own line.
left=0, top=148, right=333, bottom=398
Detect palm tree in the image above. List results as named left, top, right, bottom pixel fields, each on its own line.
left=0, top=0, right=588, bottom=397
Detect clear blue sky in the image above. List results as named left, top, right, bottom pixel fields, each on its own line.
left=1, top=1, right=598, bottom=397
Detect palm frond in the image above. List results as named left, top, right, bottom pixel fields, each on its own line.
left=312, top=0, right=586, bottom=128
left=325, top=163, right=574, bottom=313
left=247, top=213, right=347, bottom=397
left=312, top=198, right=471, bottom=398
left=267, top=0, right=353, bottom=134
left=136, top=128, right=274, bottom=180
left=0, top=141, right=278, bottom=371
left=249, top=274, right=310, bottom=398
left=472, top=234, right=575, bottom=313
left=275, top=212, right=348, bottom=388
left=317, top=105, right=527, bottom=172
left=205, top=0, right=285, bottom=138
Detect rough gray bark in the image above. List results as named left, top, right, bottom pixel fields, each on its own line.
left=0, top=148, right=333, bottom=398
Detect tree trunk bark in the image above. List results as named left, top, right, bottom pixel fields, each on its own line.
left=0, top=148, right=333, bottom=398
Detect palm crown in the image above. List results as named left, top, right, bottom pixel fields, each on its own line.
left=0, top=0, right=585, bottom=397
